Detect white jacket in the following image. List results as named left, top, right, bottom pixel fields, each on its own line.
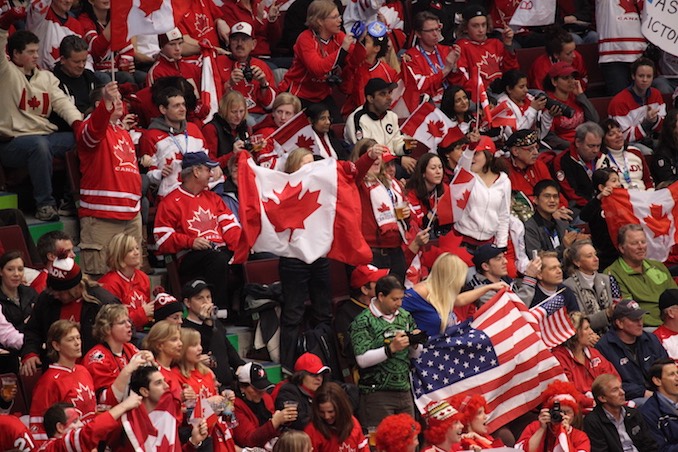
left=344, top=106, right=406, bottom=155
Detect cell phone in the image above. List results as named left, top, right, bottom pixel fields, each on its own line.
left=532, top=250, right=538, bottom=260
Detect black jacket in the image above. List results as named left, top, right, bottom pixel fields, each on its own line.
left=0, top=285, right=38, bottom=338
left=275, top=382, right=313, bottom=431
left=584, top=404, right=657, bottom=452
left=21, top=285, right=119, bottom=366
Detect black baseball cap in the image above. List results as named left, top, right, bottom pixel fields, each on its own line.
left=472, top=244, right=506, bottom=268
left=236, top=362, right=274, bottom=391
left=364, top=78, right=397, bottom=97
left=182, top=279, right=213, bottom=300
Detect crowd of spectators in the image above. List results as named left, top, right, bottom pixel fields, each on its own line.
left=4, top=0, right=678, bottom=450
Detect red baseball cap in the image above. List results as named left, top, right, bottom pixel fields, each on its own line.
left=473, top=136, right=496, bottom=153
left=294, top=352, right=330, bottom=375
left=382, top=152, right=397, bottom=164
left=548, top=61, right=580, bottom=79
left=350, top=264, right=389, bottom=289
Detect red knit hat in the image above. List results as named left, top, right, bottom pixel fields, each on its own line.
left=47, top=256, right=82, bottom=291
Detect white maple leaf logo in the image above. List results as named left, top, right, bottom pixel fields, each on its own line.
left=113, top=136, right=139, bottom=170
left=70, top=381, right=96, bottom=413
left=476, top=51, right=503, bottom=81
left=187, top=206, right=219, bottom=237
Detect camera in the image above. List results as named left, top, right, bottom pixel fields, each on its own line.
left=406, top=330, right=429, bottom=346
left=351, top=20, right=365, bottom=38
left=242, top=138, right=254, bottom=152
left=549, top=401, right=563, bottom=423
left=326, top=73, right=343, bottom=86
left=536, top=93, right=575, bottom=118
left=242, top=63, right=254, bottom=83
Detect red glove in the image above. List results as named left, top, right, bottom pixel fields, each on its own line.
left=0, top=7, right=26, bottom=30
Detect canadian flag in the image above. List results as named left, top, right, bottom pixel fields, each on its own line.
left=111, top=0, right=186, bottom=51
left=490, top=100, right=518, bottom=128
left=201, top=46, right=222, bottom=124
left=477, top=72, right=493, bottom=125
left=602, top=185, right=678, bottom=262
left=191, top=396, right=219, bottom=431
left=234, top=152, right=372, bottom=266
left=268, top=110, right=335, bottom=168
left=122, top=392, right=179, bottom=451
left=401, top=102, right=455, bottom=151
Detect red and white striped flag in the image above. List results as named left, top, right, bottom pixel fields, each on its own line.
left=234, top=152, right=372, bottom=266
left=602, top=185, right=678, bottom=262
left=477, top=72, right=493, bottom=125
left=200, top=46, right=222, bottom=124
left=490, top=100, right=518, bottom=128
left=411, top=289, right=566, bottom=432
left=110, top=0, right=187, bottom=51
left=524, top=292, right=576, bottom=349
left=400, top=102, right=455, bottom=151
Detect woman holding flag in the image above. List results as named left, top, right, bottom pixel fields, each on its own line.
left=491, top=69, right=548, bottom=142
left=405, top=153, right=449, bottom=237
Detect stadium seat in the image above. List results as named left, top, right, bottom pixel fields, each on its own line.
left=244, top=258, right=280, bottom=285
left=589, top=96, right=613, bottom=122
left=516, top=46, right=546, bottom=75
left=577, top=43, right=606, bottom=97
left=0, top=225, right=34, bottom=267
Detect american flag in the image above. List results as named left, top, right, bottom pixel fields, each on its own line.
left=411, top=289, right=566, bottom=432
left=526, top=293, right=576, bottom=349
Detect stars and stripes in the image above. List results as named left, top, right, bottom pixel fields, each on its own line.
left=411, top=289, right=566, bottom=433
left=527, top=293, right=576, bottom=349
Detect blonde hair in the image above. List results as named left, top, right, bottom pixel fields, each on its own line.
left=425, top=253, right=467, bottom=333
left=305, top=0, right=338, bottom=32
left=218, top=90, right=248, bottom=121
left=93, top=304, right=130, bottom=343
left=106, top=233, right=139, bottom=271
left=176, top=328, right=211, bottom=378
left=563, top=311, right=588, bottom=350
left=272, top=92, right=302, bottom=113
left=350, top=138, right=390, bottom=186
left=273, top=430, right=312, bottom=452
left=47, top=320, right=80, bottom=361
left=284, top=148, right=313, bottom=173
left=142, top=320, right=181, bottom=357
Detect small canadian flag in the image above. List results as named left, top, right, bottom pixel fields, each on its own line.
left=400, top=102, right=455, bottom=151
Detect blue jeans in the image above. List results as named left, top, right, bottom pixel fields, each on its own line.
left=0, top=132, right=74, bottom=207
left=570, top=30, right=599, bottom=45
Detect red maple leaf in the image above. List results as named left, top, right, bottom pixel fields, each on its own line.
left=618, top=0, right=637, bottom=14
left=644, top=204, right=671, bottom=238
left=187, top=206, right=219, bottom=237
left=156, top=434, right=172, bottom=452
left=139, top=0, right=163, bottom=16
left=50, top=46, right=60, bottom=63
left=165, top=157, right=174, bottom=167
left=377, top=203, right=390, bottom=213
left=295, top=134, right=315, bottom=150
left=456, top=189, right=471, bottom=210
left=426, top=120, right=445, bottom=139
left=263, top=182, right=321, bottom=239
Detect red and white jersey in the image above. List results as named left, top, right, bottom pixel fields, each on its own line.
left=30, top=364, right=96, bottom=444
left=139, top=122, right=222, bottom=198
left=78, top=14, right=134, bottom=72
left=83, top=342, right=140, bottom=407
left=216, top=56, right=276, bottom=115
left=608, top=87, right=665, bottom=142
left=304, top=417, right=369, bottom=452
left=655, top=325, right=678, bottom=361
left=99, top=269, right=151, bottom=329
left=153, top=186, right=241, bottom=255
left=595, top=146, right=654, bottom=190
left=38, top=411, right=119, bottom=452
left=176, top=0, right=224, bottom=60
left=75, top=100, right=142, bottom=221
left=596, top=0, right=647, bottom=64
left=26, top=0, right=84, bottom=70
left=341, top=59, right=399, bottom=117
left=528, top=52, right=589, bottom=92
left=146, top=54, right=202, bottom=90
left=456, top=38, right=519, bottom=93
left=172, top=367, right=218, bottom=399
left=403, top=44, right=467, bottom=105
left=0, top=415, right=35, bottom=452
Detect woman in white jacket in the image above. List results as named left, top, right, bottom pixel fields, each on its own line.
left=453, top=137, right=512, bottom=249
left=491, top=69, right=547, bottom=142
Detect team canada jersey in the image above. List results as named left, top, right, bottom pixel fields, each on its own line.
left=528, top=52, right=589, bottom=92
left=177, top=0, right=224, bottom=60
left=0, top=415, right=35, bottom=452
left=216, top=55, right=276, bottom=115
left=76, top=100, right=142, bottom=221
left=403, top=44, right=466, bottom=105
left=608, top=87, right=665, bottom=142
left=304, top=417, right=369, bottom=452
left=26, top=0, right=84, bottom=70
left=38, top=410, right=119, bottom=452
left=98, top=269, right=151, bottom=329
left=154, top=186, right=241, bottom=255
left=456, top=38, right=518, bottom=92
left=30, top=364, right=96, bottom=444
left=595, top=0, right=646, bottom=64
left=139, top=121, right=223, bottom=198
left=84, top=342, right=140, bottom=407
left=78, top=14, right=134, bottom=72
left=146, top=54, right=202, bottom=90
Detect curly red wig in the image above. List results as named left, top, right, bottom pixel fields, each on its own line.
left=423, top=400, right=465, bottom=445
left=448, top=394, right=489, bottom=427
left=375, top=414, right=421, bottom=452
left=541, top=380, right=585, bottom=414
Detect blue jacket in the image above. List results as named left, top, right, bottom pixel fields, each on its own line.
left=595, top=329, right=668, bottom=399
left=640, top=392, right=678, bottom=451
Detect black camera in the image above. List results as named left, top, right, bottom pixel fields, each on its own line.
left=549, top=401, right=563, bottom=423
left=242, top=138, right=254, bottom=152
left=537, top=93, right=575, bottom=118
left=326, top=73, right=343, bottom=86
left=242, top=64, right=254, bottom=83
left=406, top=330, right=429, bottom=346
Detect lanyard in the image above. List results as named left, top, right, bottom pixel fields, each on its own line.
left=418, top=45, right=449, bottom=89
left=606, top=151, right=633, bottom=185
left=575, top=154, right=594, bottom=179
left=169, top=130, right=189, bottom=154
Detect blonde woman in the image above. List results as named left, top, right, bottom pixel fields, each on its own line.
left=253, top=92, right=302, bottom=169
left=202, top=90, right=251, bottom=168
left=99, top=233, right=153, bottom=330
left=273, top=430, right=313, bottom=452
left=402, top=253, right=506, bottom=336
left=142, top=320, right=188, bottom=422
